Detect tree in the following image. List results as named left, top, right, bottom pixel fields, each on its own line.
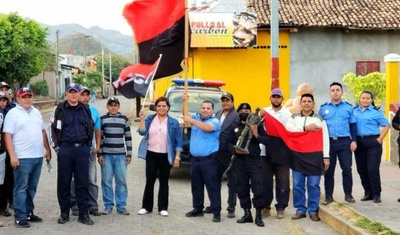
left=0, top=13, right=50, bottom=88
left=72, top=71, right=103, bottom=90
left=95, top=53, right=131, bottom=84
left=342, top=72, right=386, bottom=108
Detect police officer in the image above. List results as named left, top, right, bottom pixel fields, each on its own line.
left=208, top=92, right=239, bottom=218
left=50, top=83, right=95, bottom=225
left=319, top=82, right=357, bottom=204
left=182, top=94, right=222, bottom=223
left=233, top=103, right=267, bottom=227
left=354, top=91, right=389, bottom=203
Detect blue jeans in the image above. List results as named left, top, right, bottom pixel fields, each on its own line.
left=13, top=157, right=43, bottom=220
left=292, top=170, right=321, bottom=215
left=101, top=154, right=128, bottom=211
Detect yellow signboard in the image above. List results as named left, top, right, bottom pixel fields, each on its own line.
left=189, top=12, right=257, bottom=48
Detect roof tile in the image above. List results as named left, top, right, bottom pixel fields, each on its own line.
left=247, top=0, right=400, bottom=30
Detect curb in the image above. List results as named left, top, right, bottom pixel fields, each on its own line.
left=319, top=204, right=367, bottom=235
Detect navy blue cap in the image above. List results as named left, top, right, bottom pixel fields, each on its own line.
left=66, top=83, right=80, bottom=92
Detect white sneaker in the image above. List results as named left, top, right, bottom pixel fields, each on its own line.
left=160, top=210, right=168, bottom=217
left=138, top=208, right=149, bottom=215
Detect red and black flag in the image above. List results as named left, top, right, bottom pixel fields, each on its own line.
left=264, top=112, right=324, bottom=175
left=113, top=56, right=161, bottom=99
left=123, top=0, right=185, bottom=79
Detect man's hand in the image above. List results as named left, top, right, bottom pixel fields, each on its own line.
left=182, top=115, right=193, bottom=124
left=350, top=141, right=357, bottom=152
left=306, top=123, right=321, bottom=132
left=126, top=157, right=131, bottom=165
left=92, top=147, right=100, bottom=155
left=98, top=155, right=104, bottom=165
left=10, top=156, right=19, bottom=169
left=250, top=125, right=258, bottom=139
left=323, top=159, right=330, bottom=171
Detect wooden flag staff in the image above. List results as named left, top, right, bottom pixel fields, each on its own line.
left=182, top=0, right=190, bottom=132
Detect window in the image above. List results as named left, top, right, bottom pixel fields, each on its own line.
left=356, top=61, right=380, bottom=76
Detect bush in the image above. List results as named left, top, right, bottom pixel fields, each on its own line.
left=342, top=72, right=386, bottom=108
left=30, top=80, right=49, bottom=96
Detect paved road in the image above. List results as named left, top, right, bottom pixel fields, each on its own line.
left=0, top=96, right=339, bottom=234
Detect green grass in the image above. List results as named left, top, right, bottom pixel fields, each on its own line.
left=328, top=202, right=399, bottom=235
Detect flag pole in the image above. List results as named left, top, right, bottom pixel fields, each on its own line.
left=182, top=0, right=190, bottom=133
left=183, top=0, right=189, bottom=115
left=141, top=54, right=162, bottom=111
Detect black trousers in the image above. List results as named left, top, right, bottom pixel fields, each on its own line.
left=0, top=151, right=14, bottom=210
left=57, top=145, right=90, bottom=216
left=141, top=151, right=171, bottom=212
left=218, top=153, right=237, bottom=212
left=235, top=155, right=265, bottom=209
left=263, top=155, right=290, bottom=211
left=190, top=154, right=221, bottom=216
left=355, top=138, right=382, bottom=197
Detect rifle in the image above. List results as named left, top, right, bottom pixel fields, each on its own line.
left=222, top=154, right=237, bottom=180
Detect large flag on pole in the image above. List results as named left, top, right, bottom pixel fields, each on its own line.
left=113, top=56, right=161, bottom=99
left=264, top=112, right=324, bottom=175
left=123, top=0, right=185, bottom=79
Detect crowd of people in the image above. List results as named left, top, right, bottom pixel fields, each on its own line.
left=0, top=81, right=393, bottom=229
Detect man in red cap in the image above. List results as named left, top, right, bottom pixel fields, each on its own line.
left=3, top=87, right=52, bottom=228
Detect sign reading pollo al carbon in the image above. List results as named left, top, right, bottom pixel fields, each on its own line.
left=189, top=12, right=257, bottom=48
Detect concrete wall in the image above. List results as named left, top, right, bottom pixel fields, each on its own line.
left=289, top=28, right=400, bottom=107
left=30, top=71, right=56, bottom=98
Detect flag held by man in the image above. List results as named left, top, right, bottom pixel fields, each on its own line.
left=264, top=112, right=324, bottom=175
left=115, top=0, right=185, bottom=98
left=113, top=56, right=161, bottom=99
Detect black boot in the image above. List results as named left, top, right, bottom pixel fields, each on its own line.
left=237, top=208, right=253, bottom=223
left=255, top=208, right=264, bottom=227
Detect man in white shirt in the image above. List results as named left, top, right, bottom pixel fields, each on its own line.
left=285, top=93, right=330, bottom=222
left=260, top=88, right=292, bottom=219
left=3, top=88, right=51, bottom=228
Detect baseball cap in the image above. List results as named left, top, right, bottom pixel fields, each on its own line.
left=0, top=92, right=7, bottom=100
left=17, top=87, right=33, bottom=97
left=0, top=82, right=10, bottom=89
left=107, top=97, right=120, bottom=105
left=66, top=83, right=80, bottom=92
left=80, top=86, right=90, bottom=93
left=271, top=88, right=283, bottom=97
left=237, top=103, right=251, bottom=112
left=221, top=92, right=234, bottom=101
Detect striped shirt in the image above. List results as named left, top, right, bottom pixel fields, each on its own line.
left=99, top=112, right=132, bottom=157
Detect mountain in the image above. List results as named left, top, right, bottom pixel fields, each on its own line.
left=43, top=23, right=135, bottom=57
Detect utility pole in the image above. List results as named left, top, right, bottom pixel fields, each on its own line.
left=109, top=52, right=112, bottom=96
left=83, top=46, right=87, bottom=75
left=101, top=45, right=104, bottom=96
left=271, top=0, right=279, bottom=89
left=55, top=30, right=59, bottom=104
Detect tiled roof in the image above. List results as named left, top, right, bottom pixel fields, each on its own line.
left=247, top=0, right=400, bottom=30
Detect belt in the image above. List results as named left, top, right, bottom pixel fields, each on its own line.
left=191, top=152, right=217, bottom=161
left=357, top=135, right=379, bottom=139
left=329, top=137, right=350, bottom=140
left=60, top=142, right=87, bottom=147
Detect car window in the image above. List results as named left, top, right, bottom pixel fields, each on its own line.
left=168, top=91, right=222, bottom=113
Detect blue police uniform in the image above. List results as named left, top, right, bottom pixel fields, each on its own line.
left=188, top=114, right=221, bottom=218
left=353, top=104, right=389, bottom=200
left=51, top=101, right=93, bottom=219
left=319, top=100, right=356, bottom=200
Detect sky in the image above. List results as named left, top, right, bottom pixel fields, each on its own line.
left=0, top=0, right=133, bottom=36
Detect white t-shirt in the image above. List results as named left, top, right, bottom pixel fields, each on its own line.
left=3, top=105, right=45, bottom=159
left=260, top=106, right=292, bottom=156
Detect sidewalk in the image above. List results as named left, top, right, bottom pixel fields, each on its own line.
left=320, top=159, right=400, bottom=234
